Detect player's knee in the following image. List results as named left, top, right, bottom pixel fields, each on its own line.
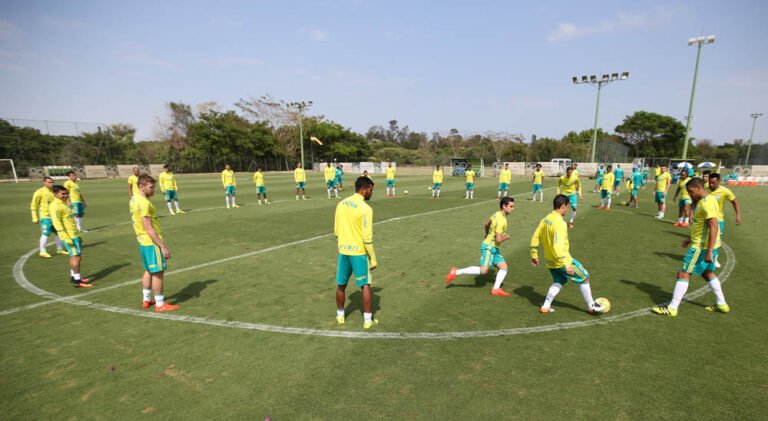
left=480, top=266, right=489, bottom=275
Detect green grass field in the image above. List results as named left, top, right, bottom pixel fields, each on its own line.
left=1, top=172, right=767, bottom=419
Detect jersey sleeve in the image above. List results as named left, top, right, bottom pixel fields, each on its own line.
left=529, top=220, right=542, bottom=260
left=725, top=189, right=736, bottom=202
left=30, top=191, right=40, bottom=221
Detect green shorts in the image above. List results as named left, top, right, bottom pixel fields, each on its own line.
left=465, top=182, right=474, bottom=189
left=613, top=180, right=621, bottom=188
left=631, top=188, right=639, bottom=198
left=225, top=186, right=236, bottom=195
left=499, top=182, right=509, bottom=191
left=600, top=189, right=610, bottom=199
left=596, top=177, right=603, bottom=186
left=655, top=191, right=666, bottom=203
left=336, top=254, right=370, bottom=287
left=296, top=182, right=305, bottom=189
left=326, top=180, right=336, bottom=189
left=681, top=247, right=719, bottom=275
left=678, top=197, right=692, bottom=208
left=39, top=218, right=55, bottom=236
left=164, top=190, right=178, bottom=202
left=256, top=186, right=266, bottom=194
left=532, top=183, right=542, bottom=193
left=549, top=259, right=590, bottom=285
left=71, top=202, right=85, bottom=217
left=63, top=237, right=82, bottom=257
left=566, top=193, right=578, bottom=210
left=479, top=243, right=505, bottom=268
left=139, top=244, right=167, bottom=274
left=432, top=183, right=442, bottom=189
left=386, top=179, right=395, bottom=187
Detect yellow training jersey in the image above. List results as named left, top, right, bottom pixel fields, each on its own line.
left=294, top=168, right=306, bottom=183
left=677, top=177, right=691, bottom=199
left=253, top=172, right=265, bottom=186
left=221, top=169, right=236, bottom=187
left=465, top=170, right=476, bottom=183
left=386, top=166, right=396, bottom=180
left=558, top=174, right=581, bottom=195
left=50, top=198, right=79, bottom=242
left=63, top=179, right=82, bottom=203
left=433, top=169, right=443, bottom=183
left=530, top=211, right=573, bottom=269
left=690, top=194, right=721, bottom=249
left=128, top=175, right=140, bottom=195
left=129, top=194, right=162, bottom=246
left=600, top=172, right=615, bottom=191
left=158, top=171, right=177, bottom=192
left=334, top=193, right=374, bottom=256
left=30, top=187, right=54, bottom=221
left=655, top=172, right=671, bottom=192
left=324, top=166, right=336, bottom=182
left=482, top=211, right=508, bottom=248
left=707, top=185, right=736, bottom=221
left=533, top=170, right=544, bottom=184
left=573, top=169, right=580, bottom=178
left=499, top=168, right=512, bottom=183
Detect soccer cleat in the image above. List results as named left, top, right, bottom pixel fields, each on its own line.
left=715, top=260, right=721, bottom=268
left=704, top=303, right=730, bottom=313
left=445, top=267, right=457, bottom=284
left=176, top=210, right=185, bottom=214
left=57, top=249, right=69, bottom=256
left=39, top=251, right=52, bottom=258
left=598, top=205, right=605, bottom=210
left=336, top=315, right=345, bottom=325
left=142, top=300, right=156, bottom=309
left=363, top=319, right=379, bottom=329
left=226, top=205, right=231, bottom=209
left=568, top=222, right=574, bottom=229
left=539, top=307, right=555, bottom=313
left=78, top=278, right=91, bottom=284
left=651, top=305, right=678, bottom=317
left=672, top=221, right=681, bottom=226
left=169, top=211, right=176, bottom=215
left=588, top=303, right=606, bottom=314
left=490, top=288, right=510, bottom=297
left=155, top=303, right=180, bottom=312
left=680, top=222, right=689, bottom=227
left=72, top=282, right=93, bottom=289
left=232, top=204, right=240, bottom=208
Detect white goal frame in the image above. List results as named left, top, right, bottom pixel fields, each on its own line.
left=0, top=159, right=18, bottom=183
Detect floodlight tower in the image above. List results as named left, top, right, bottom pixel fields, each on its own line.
left=288, top=100, right=313, bottom=169
left=572, top=72, right=629, bottom=163
left=745, top=113, right=763, bottom=165
left=681, top=35, right=716, bottom=160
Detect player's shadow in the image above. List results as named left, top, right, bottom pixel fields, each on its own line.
left=446, top=274, right=494, bottom=288
left=512, top=285, right=583, bottom=312
left=653, top=251, right=685, bottom=261
left=86, top=263, right=129, bottom=282
left=345, top=286, right=383, bottom=315
left=663, top=230, right=689, bottom=238
left=619, top=279, right=670, bottom=302
left=82, top=240, right=106, bottom=249
left=167, top=279, right=218, bottom=304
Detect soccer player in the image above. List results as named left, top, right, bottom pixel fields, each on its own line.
left=464, top=164, right=476, bottom=200
left=654, top=164, right=671, bottom=219
left=130, top=174, right=179, bottom=312
left=336, top=165, right=344, bottom=191
left=707, top=173, right=741, bottom=268
left=50, top=185, right=92, bottom=288
left=334, top=176, right=379, bottom=328
left=651, top=177, right=728, bottom=317
left=63, top=170, right=87, bottom=231
left=594, top=164, right=605, bottom=193
left=530, top=194, right=607, bottom=314
left=672, top=170, right=692, bottom=227
left=324, top=161, right=339, bottom=199
left=127, top=167, right=140, bottom=198
left=642, top=164, right=650, bottom=184
left=626, top=166, right=644, bottom=208
left=571, top=163, right=580, bottom=179
left=221, top=164, right=239, bottom=208
left=30, top=177, right=66, bottom=258
left=556, top=166, right=581, bottom=228
left=598, top=165, right=615, bottom=210
left=498, top=163, right=511, bottom=198
left=253, top=167, right=270, bottom=205
left=431, top=165, right=443, bottom=199
left=613, top=164, right=624, bottom=197
left=385, top=162, right=396, bottom=197
left=362, top=170, right=371, bottom=179
left=294, top=162, right=307, bottom=200
left=531, top=163, right=544, bottom=202
left=158, top=165, right=184, bottom=215
left=446, top=197, right=516, bottom=296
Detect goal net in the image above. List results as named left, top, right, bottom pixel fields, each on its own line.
left=0, top=159, right=18, bottom=183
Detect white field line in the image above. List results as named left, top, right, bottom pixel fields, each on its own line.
left=5, top=188, right=736, bottom=340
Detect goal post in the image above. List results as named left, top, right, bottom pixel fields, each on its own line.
left=0, top=159, right=18, bottom=183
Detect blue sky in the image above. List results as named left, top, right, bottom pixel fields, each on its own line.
left=1, top=0, right=766, bottom=144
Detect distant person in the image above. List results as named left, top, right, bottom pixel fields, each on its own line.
left=63, top=170, right=88, bottom=231
left=159, top=165, right=184, bottom=215
left=30, top=176, right=65, bottom=258
left=707, top=173, right=741, bottom=268
left=497, top=163, right=511, bottom=199
left=336, top=165, right=344, bottom=191
left=127, top=166, right=140, bottom=198
left=654, top=165, right=671, bottom=219
left=221, top=164, right=239, bottom=208
left=385, top=162, right=396, bottom=197
left=253, top=167, right=270, bottom=205
left=531, top=164, right=544, bottom=202
left=571, top=163, right=580, bottom=178
left=464, top=164, right=476, bottom=200
left=594, top=164, right=605, bottom=193
left=294, top=163, right=307, bottom=200
left=431, top=165, right=443, bottom=199
left=324, top=161, right=339, bottom=199
left=626, top=166, right=644, bottom=208
left=50, top=185, right=91, bottom=288
left=672, top=170, right=692, bottom=227
left=612, top=164, right=624, bottom=196
left=556, top=166, right=581, bottom=229
left=598, top=165, right=615, bottom=210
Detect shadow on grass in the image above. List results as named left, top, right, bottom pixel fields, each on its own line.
left=512, top=285, right=583, bottom=312
left=167, top=279, right=218, bottom=304
left=345, top=286, right=383, bottom=316
left=663, top=230, right=689, bottom=238
left=653, top=251, right=685, bottom=261
left=87, top=263, right=130, bottom=283
left=445, top=273, right=494, bottom=289
left=619, top=279, right=670, bottom=303
left=82, top=240, right=107, bottom=249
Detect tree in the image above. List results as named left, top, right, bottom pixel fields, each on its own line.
left=614, top=111, right=686, bottom=157
left=236, top=95, right=299, bottom=169
left=156, top=102, right=195, bottom=152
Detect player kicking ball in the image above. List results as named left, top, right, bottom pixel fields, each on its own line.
left=530, top=194, right=606, bottom=314
left=446, top=197, right=515, bottom=296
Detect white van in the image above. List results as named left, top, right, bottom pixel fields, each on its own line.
left=551, top=158, right=572, bottom=176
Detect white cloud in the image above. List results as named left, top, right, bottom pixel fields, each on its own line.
left=0, top=20, right=19, bottom=41
left=309, top=29, right=329, bottom=41
left=548, top=8, right=675, bottom=43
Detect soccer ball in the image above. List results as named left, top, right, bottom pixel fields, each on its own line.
left=594, top=297, right=611, bottom=313
left=404, top=190, right=408, bottom=195
left=427, top=186, right=432, bottom=190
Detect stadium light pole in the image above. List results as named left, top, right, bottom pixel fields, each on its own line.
left=681, top=35, right=716, bottom=160
left=745, top=113, right=763, bottom=165
left=572, top=72, right=629, bottom=162
left=288, top=100, right=313, bottom=169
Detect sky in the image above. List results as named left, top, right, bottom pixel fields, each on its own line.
left=1, top=0, right=766, bottom=144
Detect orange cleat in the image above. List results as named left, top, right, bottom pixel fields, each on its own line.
left=598, top=206, right=605, bottom=210
left=680, top=222, right=689, bottom=227
left=155, top=303, right=180, bottom=312
left=78, top=278, right=91, bottom=284
left=142, top=300, right=156, bottom=309
left=490, top=288, right=510, bottom=297
left=445, top=267, right=457, bottom=284
left=539, top=307, right=555, bottom=313
left=672, top=222, right=681, bottom=226
left=72, top=282, right=93, bottom=289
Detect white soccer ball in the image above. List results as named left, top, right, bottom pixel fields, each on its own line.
left=594, top=297, right=611, bottom=313
left=427, top=186, right=432, bottom=190
left=404, top=190, right=409, bottom=195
